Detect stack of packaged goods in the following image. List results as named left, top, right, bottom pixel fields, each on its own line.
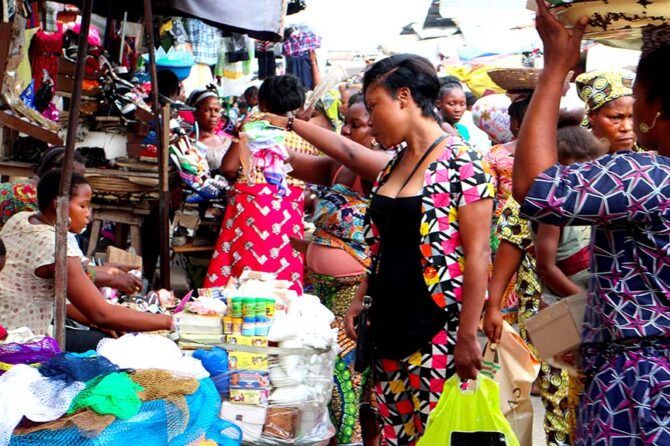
left=189, top=271, right=337, bottom=445
left=174, top=289, right=228, bottom=348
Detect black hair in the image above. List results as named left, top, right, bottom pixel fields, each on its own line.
left=348, top=92, right=365, bottom=107
left=439, top=75, right=462, bottom=87
left=187, top=84, right=219, bottom=109
left=363, top=54, right=440, bottom=120
left=243, top=86, right=259, bottom=101
left=438, top=82, right=464, bottom=100
left=36, top=147, right=86, bottom=178
left=556, top=125, right=604, bottom=163
left=37, top=169, right=90, bottom=211
left=465, top=91, right=477, bottom=108
left=508, top=93, right=533, bottom=125
left=258, top=75, right=305, bottom=114
left=557, top=109, right=586, bottom=128
left=157, top=70, right=180, bottom=99
left=637, top=45, right=670, bottom=118
left=0, top=238, right=5, bottom=257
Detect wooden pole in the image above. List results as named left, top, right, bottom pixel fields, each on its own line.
left=55, top=0, right=94, bottom=349
left=143, top=0, right=170, bottom=289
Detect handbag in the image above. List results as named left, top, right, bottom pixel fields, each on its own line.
left=353, top=133, right=449, bottom=373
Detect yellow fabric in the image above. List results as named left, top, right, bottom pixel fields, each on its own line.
left=443, top=65, right=505, bottom=97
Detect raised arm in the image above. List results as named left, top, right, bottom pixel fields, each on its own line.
left=262, top=114, right=389, bottom=183
left=513, top=1, right=587, bottom=202
left=287, top=150, right=339, bottom=186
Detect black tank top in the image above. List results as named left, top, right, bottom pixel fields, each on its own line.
left=367, top=194, right=448, bottom=359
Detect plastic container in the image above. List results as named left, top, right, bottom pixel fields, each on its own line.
left=242, top=317, right=256, bottom=336
left=255, top=317, right=270, bottom=336
left=255, top=299, right=266, bottom=317
left=231, top=297, right=243, bottom=318
left=242, top=298, right=256, bottom=317
left=232, top=317, right=243, bottom=335
left=262, top=298, right=276, bottom=318
left=223, top=316, right=234, bottom=335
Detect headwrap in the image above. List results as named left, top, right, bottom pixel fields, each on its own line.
left=642, top=24, right=670, bottom=59
left=187, top=84, right=219, bottom=108
left=575, top=70, right=634, bottom=126
left=471, top=94, right=514, bottom=145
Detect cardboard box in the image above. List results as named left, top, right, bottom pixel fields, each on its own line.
left=229, top=371, right=271, bottom=389
left=525, top=292, right=586, bottom=360
left=226, top=335, right=268, bottom=347
left=228, top=351, right=268, bottom=371
left=230, top=387, right=270, bottom=406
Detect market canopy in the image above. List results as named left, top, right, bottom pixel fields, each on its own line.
left=49, top=0, right=290, bottom=41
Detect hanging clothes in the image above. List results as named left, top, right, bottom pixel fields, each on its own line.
left=256, top=40, right=276, bottom=79
left=29, top=30, right=62, bottom=92
left=283, top=26, right=321, bottom=90
left=285, top=53, right=313, bottom=90
left=184, top=18, right=221, bottom=66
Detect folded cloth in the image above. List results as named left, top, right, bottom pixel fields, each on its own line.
left=241, top=120, right=289, bottom=196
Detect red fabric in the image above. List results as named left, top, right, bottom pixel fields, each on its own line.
left=0, top=324, right=6, bottom=341
left=204, top=183, right=305, bottom=293
left=29, top=30, right=62, bottom=91
left=556, top=245, right=591, bottom=277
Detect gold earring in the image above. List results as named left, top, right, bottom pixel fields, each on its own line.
left=640, top=112, right=661, bottom=134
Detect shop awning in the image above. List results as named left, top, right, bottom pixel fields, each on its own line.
left=48, top=0, right=289, bottom=41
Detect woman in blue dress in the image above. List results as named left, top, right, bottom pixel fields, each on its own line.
left=513, top=4, right=670, bottom=445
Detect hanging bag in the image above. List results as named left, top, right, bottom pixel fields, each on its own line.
left=482, top=321, right=539, bottom=446
left=418, top=374, right=520, bottom=446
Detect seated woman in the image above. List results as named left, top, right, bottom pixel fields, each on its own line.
left=0, top=169, right=172, bottom=352
left=0, top=147, right=141, bottom=295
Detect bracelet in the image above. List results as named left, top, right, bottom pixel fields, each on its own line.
left=286, top=115, right=295, bottom=131
left=85, top=267, right=97, bottom=283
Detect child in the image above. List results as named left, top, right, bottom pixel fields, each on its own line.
left=534, top=125, right=605, bottom=303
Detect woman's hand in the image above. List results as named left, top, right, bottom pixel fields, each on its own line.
left=110, top=273, right=143, bottom=295
left=535, top=0, right=588, bottom=74
left=482, top=306, right=504, bottom=343
left=454, top=333, right=483, bottom=381
left=344, top=279, right=368, bottom=340
left=256, top=112, right=289, bottom=129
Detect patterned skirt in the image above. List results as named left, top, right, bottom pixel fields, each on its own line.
left=308, top=271, right=372, bottom=446
left=204, top=183, right=305, bottom=293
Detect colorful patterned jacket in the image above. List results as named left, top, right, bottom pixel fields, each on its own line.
left=365, top=136, right=494, bottom=319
